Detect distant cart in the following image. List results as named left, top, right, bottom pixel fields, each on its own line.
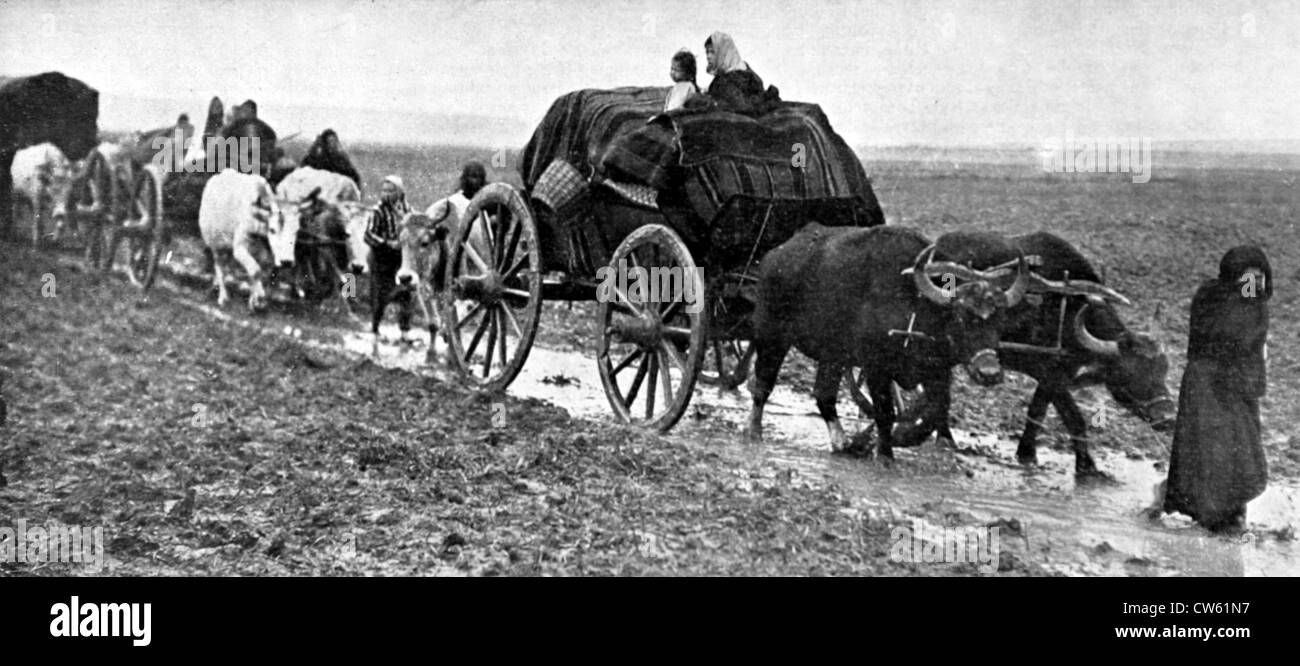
left=112, top=98, right=276, bottom=290
left=440, top=87, right=885, bottom=431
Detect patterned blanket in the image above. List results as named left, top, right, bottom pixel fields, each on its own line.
left=520, top=87, right=882, bottom=231
left=518, top=86, right=670, bottom=191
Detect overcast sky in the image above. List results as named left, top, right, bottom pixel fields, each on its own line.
left=3, top=0, right=1299, bottom=148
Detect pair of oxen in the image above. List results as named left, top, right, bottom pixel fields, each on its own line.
left=745, top=223, right=1175, bottom=478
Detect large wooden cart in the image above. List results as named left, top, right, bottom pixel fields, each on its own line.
left=439, top=87, right=885, bottom=431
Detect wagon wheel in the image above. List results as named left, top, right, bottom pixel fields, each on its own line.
left=127, top=166, right=166, bottom=289
left=842, top=367, right=912, bottom=419
left=441, top=182, right=542, bottom=393
left=597, top=224, right=707, bottom=432
left=700, top=338, right=754, bottom=389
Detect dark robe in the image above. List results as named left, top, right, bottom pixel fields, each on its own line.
left=1163, top=246, right=1271, bottom=530
left=301, top=139, right=363, bottom=192
left=706, top=68, right=780, bottom=116
left=220, top=117, right=278, bottom=173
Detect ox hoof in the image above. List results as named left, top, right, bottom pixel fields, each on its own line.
left=1075, top=463, right=1114, bottom=485
left=1016, top=451, right=1039, bottom=467
left=838, top=432, right=874, bottom=457
left=743, top=427, right=763, bottom=446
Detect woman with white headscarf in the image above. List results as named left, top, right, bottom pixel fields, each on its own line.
left=703, top=31, right=776, bottom=115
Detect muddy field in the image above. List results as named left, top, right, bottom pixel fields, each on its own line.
left=1, top=146, right=1297, bottom=576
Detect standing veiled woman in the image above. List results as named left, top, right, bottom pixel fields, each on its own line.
left=1162, top=245, right=1272, bottom=532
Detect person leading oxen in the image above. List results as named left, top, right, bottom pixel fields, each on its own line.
left=1161, top=245, right=1272, bottom=533
left=365, top=175, right=416, bottom=343
left=274, top=166, right=370, bottom=315
left=425, top=161, right=491, bottom=265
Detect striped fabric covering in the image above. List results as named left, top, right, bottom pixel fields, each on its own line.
left=600, top=102, right=878, bottom=221
left=518, top=87, right=671, bottom=191
left=517, top=87, right=883, bottom=252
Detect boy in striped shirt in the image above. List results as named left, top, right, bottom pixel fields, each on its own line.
left=365, top=175, right=414, bottom=342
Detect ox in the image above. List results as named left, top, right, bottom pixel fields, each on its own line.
left=395, top=213, right=451, bottom=353
left=198, top=169, right=297, bottom=311
left=746, top=224, right=1029, bottom=457
left=918, top=231, right=1175, bottom=476
left=0, top=72, right=99, bottom=239
left=9, top=143, right=74, bottom=248
left=274, top=166, right=370, bottom=314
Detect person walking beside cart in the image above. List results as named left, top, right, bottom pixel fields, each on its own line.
left=365, top=175, right=415, bottom=344
left=1161, top=245, right=1272, bottom=533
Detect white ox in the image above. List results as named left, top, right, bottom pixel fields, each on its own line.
left=198, top=169, right=298, bottom=311
left=10, top=143, right=75, bottom=247
left=274, top=166, right=372, bottom=311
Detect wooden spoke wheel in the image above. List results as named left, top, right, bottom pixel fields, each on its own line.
left=127, top=166, right=166, bottom=289
left=440, top=182, right=543, bottom=394
left=596, top=224, right=706, bottom=432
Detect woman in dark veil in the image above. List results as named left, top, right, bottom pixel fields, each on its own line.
left=302, top=128, right=363, bottom=193
left=1162, top=245, right=1272, bottom=532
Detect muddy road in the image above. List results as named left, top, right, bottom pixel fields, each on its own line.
left=125, top=239, right=1299, bottom=577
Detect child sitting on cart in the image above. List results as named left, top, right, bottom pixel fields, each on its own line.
left=664, top=49, right=701, bottom=112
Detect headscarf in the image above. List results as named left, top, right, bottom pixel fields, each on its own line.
left=1218, top=245, right=1272, bottom=299
left=381, top=175, right=409, bottom=213
left=366, top=174, right=411, bottom=246
left=383, top=174, right=405, bottom=195
left=706, top=31, right=746, bottom=75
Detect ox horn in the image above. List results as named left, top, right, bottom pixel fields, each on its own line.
left=1073, top=305, right=1120, bottom=356
left=1003, top=253, right=1030, bottom=307
left=910, top=245, right=952, bottom=305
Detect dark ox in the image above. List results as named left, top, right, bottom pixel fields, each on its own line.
left=0, top=72, right=99, bottom=237
left=746, top=224, right=1029, bottom=457
left=917, top=231, right=1174, bottom=476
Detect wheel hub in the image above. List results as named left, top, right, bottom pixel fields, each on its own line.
left=457, top=271, right=504, bottom=305
left=610, top=310, right=662, bottom=349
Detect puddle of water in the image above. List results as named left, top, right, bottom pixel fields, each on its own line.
left=277, top=311, right=1300, bottom=577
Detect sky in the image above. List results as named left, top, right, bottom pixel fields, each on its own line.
left=3, top=0, right=1299, bottom=149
